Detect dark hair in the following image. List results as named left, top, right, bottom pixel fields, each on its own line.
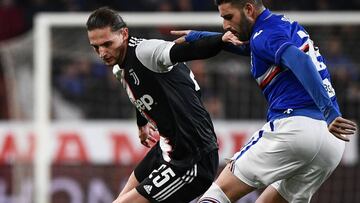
left=214, top=0, right=263, bottom=7
left=86, top=7, right=127, bottom=31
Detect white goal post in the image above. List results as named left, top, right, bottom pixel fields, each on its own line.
left=33, top=11, right=360, bottom=203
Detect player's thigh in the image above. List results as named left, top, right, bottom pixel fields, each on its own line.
left=116, top=146, right=160, bottom=200
left=256, top=185, right=288, bottom=203
left=215, top=163, right=256, bottom=202
left=165, top=172, right=213, bottom=203
left=113, top=188, right=150, bottom=203
left=137, top=150, right=218, bottom=203
left=166, top=150, right=219, bottom=202
left=136, top=163, right=199, bottom=202
left=270, top=165, right=333, bottom=203
left=134, top=144, right=161, bottom=183
left=230, top=125, right=295, bottom=189
left=118, top=171, right=139, bottom=197
left=270, top=123, right=345, bottom=203
left=232, top=117, right=329, bottom=188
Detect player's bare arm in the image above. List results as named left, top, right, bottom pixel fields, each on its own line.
left=328, top=117, right=357, bottom=142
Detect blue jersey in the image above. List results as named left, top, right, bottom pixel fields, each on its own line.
left=184, top=9, right=341, bottom=124
left=250, top=9, right=340, bottom=122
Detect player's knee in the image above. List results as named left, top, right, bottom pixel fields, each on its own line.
left=112, top=194, right=126, bottom=203
left=112, top=198, right=127, bottom=203
left=198, top=183, right=231, bottom=203
left=112, top=196, right=124, bottom=203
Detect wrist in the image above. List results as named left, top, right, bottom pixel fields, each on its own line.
left=137, top=122, right=148, bottom=129
left=185, top=31, right=221, bottom=42
left=324, top=107, right=341, bottom=125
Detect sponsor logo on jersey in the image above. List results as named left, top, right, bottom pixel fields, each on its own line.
left=283, top=108, right=293, bottom=114
left=120, top=75, right=157, bottom=125
left=129, top=69, right=140, bottom=85
left=253, top=30, right=263, bottom=39
left=135, top=94, right=154, bottom=111
left=144, top=185, right=153, bottom=194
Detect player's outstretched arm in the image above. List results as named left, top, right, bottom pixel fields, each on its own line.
left=328, top=117, right=357, bottom=142
left=170, top=30, right=192, bottom=44
left=170, top=30, right=250, bottom=56
left=171, top=30, right=220, bottom=44
left=169, top=34, right=225, bottom=63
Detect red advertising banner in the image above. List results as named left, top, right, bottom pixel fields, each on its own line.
left=0, top=121, right=357, bottom=165
left=0, top=121, right=358, bottom=203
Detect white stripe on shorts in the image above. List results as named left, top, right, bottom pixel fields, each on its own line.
left=153, top=164, right=197, bottom=201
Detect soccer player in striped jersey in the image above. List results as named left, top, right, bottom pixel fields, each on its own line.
left=86, top=7, right=239, bottom=203
left=171, top=0, right=357, bottom=202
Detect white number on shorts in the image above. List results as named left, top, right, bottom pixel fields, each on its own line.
left=151, top=164, right=176, bottom=187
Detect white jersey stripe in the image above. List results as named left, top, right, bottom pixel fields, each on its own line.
left=194, top=164, right=197, bottom=176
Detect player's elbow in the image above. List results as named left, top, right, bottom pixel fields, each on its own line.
left=281, top=45, right=313, bottom=71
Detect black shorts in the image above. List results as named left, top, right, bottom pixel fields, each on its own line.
left=134, top=146, right=219, bottom=203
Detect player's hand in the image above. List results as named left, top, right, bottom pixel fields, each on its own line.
left=222, top=31, right=248, bottom=46
left=170, top=30, right=191, bottom=44
left=328, top=117, right=357, bottom=142
left=138, top=123, right=159, bottom=148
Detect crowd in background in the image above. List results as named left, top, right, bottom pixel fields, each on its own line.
left=46, top=25, right=360, bottom=122
left=2, top=0, right=360, bottom=41
left=0, top=0, right=360, bottom=122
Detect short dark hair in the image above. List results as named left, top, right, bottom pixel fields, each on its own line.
left=214, top=0, right=263, bottom=7
left=86, top=7, right=127, bottom=31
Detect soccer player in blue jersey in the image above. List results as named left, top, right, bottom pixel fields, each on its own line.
left=172, top=0, right=357, bottom=202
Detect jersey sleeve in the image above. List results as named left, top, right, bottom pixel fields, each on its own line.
left=185, top=30, right=250, bottom=56
left=136, top=109, right=148, bottom=127
left=185, top=30, right=220, bottom=42
left=170, top=35, right=224, bottom=63
left=281, top=45, right=341, bottom=125
left=135, top=39, right=175, bottom=73
left=252, top=29, right=293, bottom=65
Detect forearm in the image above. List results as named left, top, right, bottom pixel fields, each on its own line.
left=170, top=35, right=224, bottom=63
left=184, top=31, right=250, bottom=56
left=281, top=46, right=341, bottom=124
left=223, top=43, right=251, bottom=56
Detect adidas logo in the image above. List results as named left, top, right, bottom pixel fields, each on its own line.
left=144, top=185, right=152, bottom=194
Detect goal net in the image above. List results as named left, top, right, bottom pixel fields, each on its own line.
left=0, top=11, right=359, bottom=203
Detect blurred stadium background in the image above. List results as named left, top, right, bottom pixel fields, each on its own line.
left=0, top=0, right=360, bottom=203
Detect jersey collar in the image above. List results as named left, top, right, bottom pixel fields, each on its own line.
left=251, top=9, right=273, bottom=35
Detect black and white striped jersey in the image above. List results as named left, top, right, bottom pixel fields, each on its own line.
left=113, top=36, right=218, bottom=167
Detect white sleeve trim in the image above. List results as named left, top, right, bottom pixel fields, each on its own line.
left=135, top=39, right=175, bottom=73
